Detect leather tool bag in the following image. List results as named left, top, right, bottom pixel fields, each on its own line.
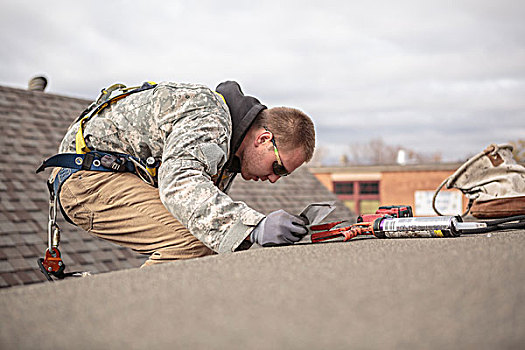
left=433, top=144, right=525, bottom=218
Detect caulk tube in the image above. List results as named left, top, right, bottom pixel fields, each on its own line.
left=372, top=216, right=462, bottom=238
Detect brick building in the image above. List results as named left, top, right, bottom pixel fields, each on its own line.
left=309, top=163, right=469, bottom=216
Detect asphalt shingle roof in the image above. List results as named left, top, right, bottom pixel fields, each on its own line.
left=0, top=84, right=352, bottom=288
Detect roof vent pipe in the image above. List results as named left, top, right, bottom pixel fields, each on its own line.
left=28, top=76, right=48, bottom=92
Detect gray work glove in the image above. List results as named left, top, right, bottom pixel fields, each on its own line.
left=250, top=210, right=308, bottom=247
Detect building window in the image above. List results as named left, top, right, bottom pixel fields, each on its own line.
left=359, top=181, right=379, bottom=195
left=334, top=181, right=354, bottom=194
left=332, top=180, right=380, bottom=215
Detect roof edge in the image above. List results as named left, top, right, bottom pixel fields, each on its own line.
left=308, top=162, right=466, bottom=173
left=0, top=84, right=91, bottom=103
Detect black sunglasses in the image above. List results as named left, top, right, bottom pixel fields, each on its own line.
left=264, top=126, right=290, bottom=176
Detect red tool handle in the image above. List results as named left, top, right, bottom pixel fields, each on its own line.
left=311, top=222, right=374, bottom=243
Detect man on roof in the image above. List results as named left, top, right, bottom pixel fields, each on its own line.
left=50, top=81, right=316, bottom=266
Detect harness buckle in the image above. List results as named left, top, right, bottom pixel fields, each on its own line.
left=129, top=157, right=156, bottom=186
left=100, top=154, right=126, bottom=172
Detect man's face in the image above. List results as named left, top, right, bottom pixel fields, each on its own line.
left=239, top=129, right=306, bottom=183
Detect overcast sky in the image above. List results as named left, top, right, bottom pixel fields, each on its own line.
left=1, top=0, right=524, bottom=164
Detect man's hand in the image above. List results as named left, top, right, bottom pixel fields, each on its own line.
left=250, top=210, right=308, bottom=246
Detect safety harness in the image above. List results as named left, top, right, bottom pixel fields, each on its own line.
left=36, top=82, right=160, bottom=281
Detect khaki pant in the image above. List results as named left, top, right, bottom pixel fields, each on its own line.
left=59, top=171, right=216, bottom=267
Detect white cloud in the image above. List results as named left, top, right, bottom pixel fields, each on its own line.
left=1, top=0, right=524, bottom=162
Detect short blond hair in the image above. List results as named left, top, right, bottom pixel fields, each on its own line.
left=253, top=107, right=315, bottom=162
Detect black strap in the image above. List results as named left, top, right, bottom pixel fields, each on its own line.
left=82, top=153, right=94, bottom=170
left=36, top=152, right=137, bottom=174
left=461, top=215, right=525, bottom=234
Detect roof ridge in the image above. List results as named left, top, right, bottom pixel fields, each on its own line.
left=0, top=84, right=91, bottom=103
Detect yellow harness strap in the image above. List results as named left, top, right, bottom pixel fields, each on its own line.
left=75, top=83, right=220, bottom=155
left=75, top=120, right=91, bottom=154
left=214, top=91, right=226, bottom=105
left=74, top=83, right=156, bottom=154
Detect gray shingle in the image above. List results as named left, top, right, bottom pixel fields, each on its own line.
left=21, top=233, right=44, bottom=244
left=0, top=272, right=22, bottom=286
left=0, top=260, right=14, bottom=273
left=0, top=234, right=16, bottom=247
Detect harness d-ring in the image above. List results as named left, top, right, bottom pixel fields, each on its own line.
left=129, top=157, right=155, bottom=186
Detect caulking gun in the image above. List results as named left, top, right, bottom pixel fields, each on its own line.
left=309, top=215, right=486, bottom=243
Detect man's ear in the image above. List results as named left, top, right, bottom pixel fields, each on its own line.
left=254, top=129, right=272, bottom=147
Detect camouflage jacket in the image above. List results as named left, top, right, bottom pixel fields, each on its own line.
left=58, top=81, right=266, bottom=253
